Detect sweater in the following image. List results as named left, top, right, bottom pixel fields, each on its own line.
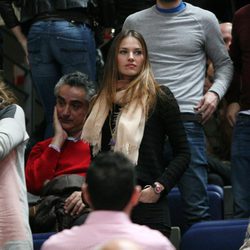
left=25, top=138, right=91, bottom=195
left=102, top=86, right=190, bottom=194
left=226, top=4, right=250, bottom=111
left=123, top=3, right=233, bottom=113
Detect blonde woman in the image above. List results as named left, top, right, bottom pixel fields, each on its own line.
left=82, top=30, right=190, bottom=237
left=0, top=82, right=33, bottom=249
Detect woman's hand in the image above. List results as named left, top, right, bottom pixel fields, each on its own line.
left=64, top=191, right=86, bottom=216
left=139, top=186, right=160, bottom=203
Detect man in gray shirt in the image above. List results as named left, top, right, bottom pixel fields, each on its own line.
left=123, top=0, right=233, bottom=231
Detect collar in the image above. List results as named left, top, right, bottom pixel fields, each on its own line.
left=67, top=136, right=80, bottom=142
left=85, top=211, right=131, bottom=225
left=156, top=1, right=186, bottom=13
left=67, top=130, right=82, bottom=142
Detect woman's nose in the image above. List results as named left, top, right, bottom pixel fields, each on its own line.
left=128, top=51, right=135, bottom=60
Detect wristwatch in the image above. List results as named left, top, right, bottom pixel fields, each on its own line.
left=152, top=182, right=164, bottom=194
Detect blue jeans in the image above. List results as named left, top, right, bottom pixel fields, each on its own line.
left=231, top=114, right=250, bottom=218
left=28, top=20, right=96, bottom=138
left=178, top=122, right=210, bottom=228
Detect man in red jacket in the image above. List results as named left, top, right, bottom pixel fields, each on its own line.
left=26, top=71, right=95, bottom=217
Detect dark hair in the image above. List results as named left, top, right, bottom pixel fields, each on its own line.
left=54, top=71, right=96, bottom=101
left=86, top=152, right=136, bottom=211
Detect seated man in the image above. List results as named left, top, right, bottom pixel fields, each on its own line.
left=42, top=152, right=175, bottom=250
left=25, top=72, right=95, bottom=230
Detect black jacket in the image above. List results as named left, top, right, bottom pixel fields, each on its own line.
left=31, top=174, right=90, bottom=233
left=0, top=0, right=112, bottom=29
left=102, top=86, right=190, bottom=195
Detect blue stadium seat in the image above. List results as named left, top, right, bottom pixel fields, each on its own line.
left=33, top=232, right=55, bottom=250
left=180, top=219, right=249, bottom=250
left=167, top=184, right=224, bottom=232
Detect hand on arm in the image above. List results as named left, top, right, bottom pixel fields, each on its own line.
left=194, top=91, right=219, bottom=124
left=226, top=102, right=240, bottom=127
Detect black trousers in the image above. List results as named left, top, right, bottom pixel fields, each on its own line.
left=131, top=195, right=171, bottom=238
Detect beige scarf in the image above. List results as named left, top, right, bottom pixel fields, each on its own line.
left=81, top=89, right=147, bottom=165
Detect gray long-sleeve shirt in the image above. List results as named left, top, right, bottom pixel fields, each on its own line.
left=123, top=3, right=233, bottom=113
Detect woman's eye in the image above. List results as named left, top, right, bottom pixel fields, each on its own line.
left=134, top=50, right=142, bottom=55
left=119, top=49, right=143, bottom=56
left=119, top=50, right=127, bottom=55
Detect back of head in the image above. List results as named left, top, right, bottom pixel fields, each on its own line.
left=86, top=152, right=136, bottom=211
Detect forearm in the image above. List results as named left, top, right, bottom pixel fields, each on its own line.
left=25, top=147, right=60, bottom=194
left=205, top=15, right=233, bottom=99
left=11, top=25, right=26, bottom=45
left=158, top=87, right=190, bottom=193
left=159, top=122, right=190, bottom=193
left=209, top=58, right=233, bottom=100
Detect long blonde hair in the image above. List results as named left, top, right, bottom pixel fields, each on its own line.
left=0, top=81, right=17, bottom=109
left=96, top=30, right=162, bottom=117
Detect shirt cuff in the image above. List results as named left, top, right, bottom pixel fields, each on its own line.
left=48, top=144, right=61, bottom=153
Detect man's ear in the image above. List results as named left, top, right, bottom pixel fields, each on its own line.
left=82, top=183, right=91, bottom=206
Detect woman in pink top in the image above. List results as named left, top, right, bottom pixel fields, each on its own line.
left=0, top=81, right=33, bottom=249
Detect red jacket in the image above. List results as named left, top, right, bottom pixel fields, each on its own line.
left=25, top=138, right=91, bottom=195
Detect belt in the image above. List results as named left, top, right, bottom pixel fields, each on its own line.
left=32, top=13, right=91, bottom=27
left=180, top=113, right=202, bottom=122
